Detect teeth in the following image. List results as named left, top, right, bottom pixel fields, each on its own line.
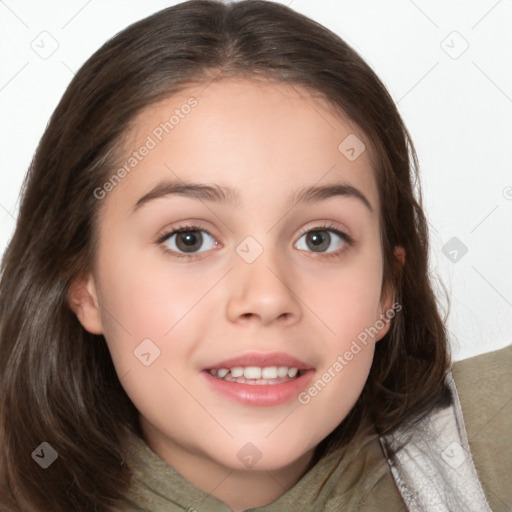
left=261, top=366, right=278, bottom=379
left=244, top=367, right=262, bottom=379
left=277, top=366, right=289, bottom=378
left=208, top=365, right=302, bottom=383
left=287, top=367, right=298, bottom=378
left=230, top=367, right=244, bottom=378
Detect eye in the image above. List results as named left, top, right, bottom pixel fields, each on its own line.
left=158, top=227, right=218, bottom=256
left=294, top=226, right=351, bottom=255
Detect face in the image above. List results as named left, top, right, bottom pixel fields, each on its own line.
left=73, top=78, right=395, bottom=480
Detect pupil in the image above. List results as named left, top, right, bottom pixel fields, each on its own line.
left=306, top=231, right=330, bottom=252
left=176, top=231, right=202, bottom=252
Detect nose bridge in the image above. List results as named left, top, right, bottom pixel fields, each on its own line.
left=226, top=235, right=301, bottom=325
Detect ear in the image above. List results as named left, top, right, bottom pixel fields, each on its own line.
left=394, top=246, right=405, bottom=266
left=376, top=246, right=405, bottom=341
left=68, top=273, right=104, bottom=335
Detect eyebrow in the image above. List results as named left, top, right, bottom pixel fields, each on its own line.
left=132, top=180, right=373, bottom=213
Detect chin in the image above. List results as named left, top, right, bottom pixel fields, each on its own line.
left=208, top=435, right=316, bottom=472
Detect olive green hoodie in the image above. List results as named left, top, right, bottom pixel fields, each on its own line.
left=120, top=345, right=511, bottom=511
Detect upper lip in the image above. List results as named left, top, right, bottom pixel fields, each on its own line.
left=203, top=352, right=313, bottom=371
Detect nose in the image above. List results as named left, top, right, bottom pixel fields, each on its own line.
left=225, top=251, right=302, bottom=327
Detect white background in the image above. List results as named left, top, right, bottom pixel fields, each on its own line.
left=1, top=0, right=511, bottom=361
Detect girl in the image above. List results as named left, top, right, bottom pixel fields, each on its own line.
left=0, top=1, right=509, bottom=511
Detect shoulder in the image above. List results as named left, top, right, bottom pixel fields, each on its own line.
left=452, top=344, right=512, bottom=511
left=452, top=343, right=512, bottom=386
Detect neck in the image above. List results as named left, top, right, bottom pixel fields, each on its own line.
left=140, top=419, right=315, bottom=511
left=211, top=452, right=314, bottom=511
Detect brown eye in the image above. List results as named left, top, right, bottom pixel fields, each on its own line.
left=162, top=229, right=217, bottom=255
left=295, top=228, right=349, bottom=254
left=176, top=231, right=203, bottom=252
left=305, top=231, right=331, bottom=252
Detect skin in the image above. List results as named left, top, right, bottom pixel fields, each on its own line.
left=70, top=78, right=403, bottom=511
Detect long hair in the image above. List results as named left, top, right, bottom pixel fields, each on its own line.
left=0, top=1, right=450, bottom=510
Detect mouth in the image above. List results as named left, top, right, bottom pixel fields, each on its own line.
left=206, top=366, right=306, bottom=385
left=201, top=352, right=315, bottom=406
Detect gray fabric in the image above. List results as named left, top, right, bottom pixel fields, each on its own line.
left=380, top=372, right=492, bottom=512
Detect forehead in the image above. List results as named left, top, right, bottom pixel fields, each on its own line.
left=106, top=77, right=379, bottom=214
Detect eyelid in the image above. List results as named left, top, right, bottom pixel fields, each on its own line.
left=156, top=224, right=216, bottom=244
left=296, top=222, right=353, bottom=243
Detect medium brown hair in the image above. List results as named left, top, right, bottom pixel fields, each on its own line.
left=0, top=1, right=450, bottom=510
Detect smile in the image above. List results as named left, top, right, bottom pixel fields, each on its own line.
left=207, top=366, right=303, bottom=385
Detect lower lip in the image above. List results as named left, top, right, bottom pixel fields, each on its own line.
left=202, top=370, right=315, bottom=406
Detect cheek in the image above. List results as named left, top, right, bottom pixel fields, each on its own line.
left=305, top=251, right=384, bottom=342
left=294, top=267, right=382, bottom=440
left=93, top=245, right=210, bottom=375
left=93, top=252, right=207, bottom=428
left=293, top=246, right=384, bottom=421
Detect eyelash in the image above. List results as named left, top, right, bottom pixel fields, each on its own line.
left=156, top=224, right=217, bottom=259
left=297, top=223, right=353, bottom=260
left=156, top=223, right=353, bottom=260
